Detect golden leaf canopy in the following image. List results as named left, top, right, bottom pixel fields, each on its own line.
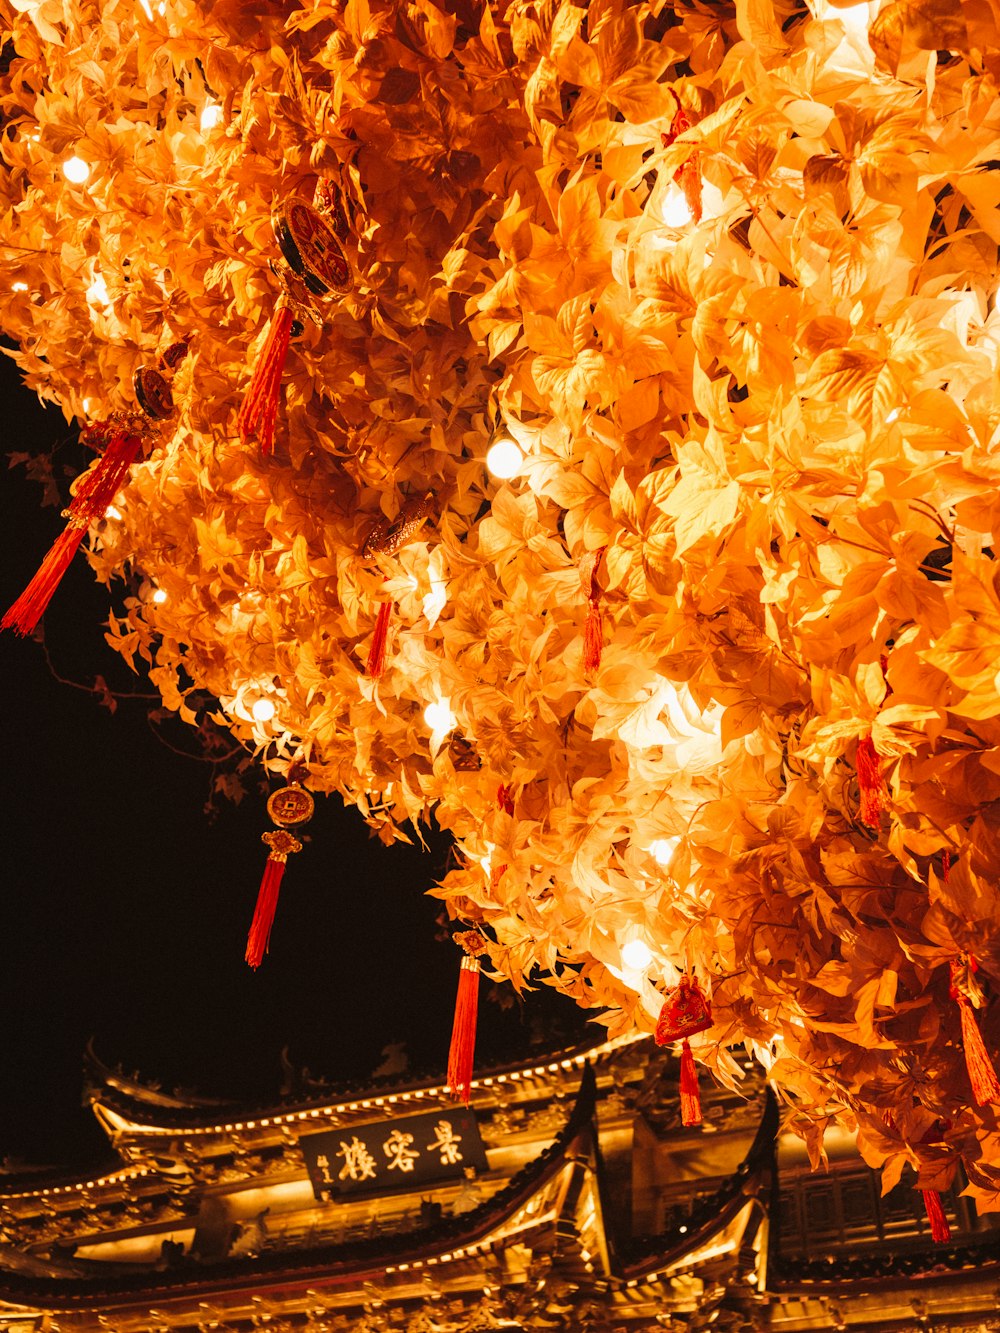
left=4, top=0, right=1000, bottom=1201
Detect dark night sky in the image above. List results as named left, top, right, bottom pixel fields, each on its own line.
left=0, top=350, right=583, bottom=1173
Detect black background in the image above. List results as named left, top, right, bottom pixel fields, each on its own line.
left=0, top=349, right=584, bottom=1172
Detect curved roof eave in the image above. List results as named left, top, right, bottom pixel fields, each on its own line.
left=0, top=1065, right=598, bottom=1316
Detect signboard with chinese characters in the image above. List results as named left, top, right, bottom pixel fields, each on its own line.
left=300, top=1108, right=489, bottom=1201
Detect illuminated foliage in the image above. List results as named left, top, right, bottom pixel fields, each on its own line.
left=4, top=0, right=1000, bottom=1203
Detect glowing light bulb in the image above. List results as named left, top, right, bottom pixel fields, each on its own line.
left=86, top=274, right=110, bottom=307
left=83, top=398, right=94, bottom=416
left=486, top=436, right=523, bottom=480
left=649, top=837, right=680, bottom=866
left=62, top=155, right=91, bottom=183
left=817, top=0, right=871, bottom=30
left=11, top=282, right=28, bottom=293
left=621, top=938, right=653, bottom=971
left=424, top=699, right=456, bottom=733
left=151, top=588, right=168, bottom=604
left=104, top=505, right=123, bottom=521
left=252, top=697, right=276, bottom=722
left=200, top=103, right=224, bottom=132
left=661, top=184, right=694, bottom=229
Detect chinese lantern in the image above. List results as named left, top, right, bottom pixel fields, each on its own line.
left=655, top=973, right=713, bottom=1127
left=245, top=782, right=315, bottom=969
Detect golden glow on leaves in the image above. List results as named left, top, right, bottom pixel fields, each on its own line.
left=4, top=0, right=1000, bottom=1203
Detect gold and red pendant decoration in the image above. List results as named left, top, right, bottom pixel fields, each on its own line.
left=949, top=954, right=1000, bottom=1106
left=237, top=196, right=352, bottom=456
left=359, top=493, right=435, bottom=679
left=661, top=98, right=703, bottom=223
left=855, top=733, right=885, bottom=829
left=245, top=781, right=315, bottom=969
left=447, top=929, right=488, bottom=1105
left=582, top=545, right=606, bottom=673
left=655, top=973, right=713, bottom=1127
left=2, top=354, right=182, bottom=637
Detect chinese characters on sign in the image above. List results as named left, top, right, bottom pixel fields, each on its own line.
left=301, top=1107, right=488, bottom=1201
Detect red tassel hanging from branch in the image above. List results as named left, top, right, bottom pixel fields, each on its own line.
left=678, top=1038, right=702, bottom=1128
left=583, top=546, right=606, bottom=673
left=921, top=1189, right=950, bottom=1243
left=655, top=973, right=714, bottom=1128
left=447, top=931, right=488, bottom=1104
left=855, top=733, right=884, bottom=829
left=237, top=299, right=295, bottom=456
left=367, top=598, right=393, bottom=679
left=238, top=197, right=352, bottom=457
left=359, top=494, right=436, bottom=678
left=950, top=956, right=1000, bottom=1105
left=2, top=525, right=88, bottom=637
left=2, top=414, right=148, bottom=636
left=661, top=102, right=703, bottom=223
left=245, top=782, right=315, bottom=969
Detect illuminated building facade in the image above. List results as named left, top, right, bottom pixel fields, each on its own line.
left=0, top=1039, right=997, bottom=1332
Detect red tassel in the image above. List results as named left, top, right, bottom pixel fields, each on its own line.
left=950, top=957, right=1000, bottom=1105
left=583, top=547, right=606, bottom=673
left=73, top=422, right=146, bottom=521
left=447, top=932, right=486, bottom=1104
left=237, top=300, right=295, bottom=455
left=2, top=419, right=145, bottom=636
left=366, top=599, right=393, bottom=678
left=956, top=993, right=1000, bottom=1105
left=679, top=1038, right=702, bottom=1127
left=661, top=106, right=703, bottom=223
left=856, top=733, right=883, bottom=828
left=921, top=1189, right=950, bottom=1243
left=2, top=524, right=86, bottom=635
left=496, top=783, right=515, bottom=815
left=245, top=786, right=313, bottom=969
left=245, top=852, right=287, bottom=970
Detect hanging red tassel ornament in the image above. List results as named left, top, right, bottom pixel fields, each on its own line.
left=366, top=598, right=393, bottom=679
left=238, top=199, right=351, bottom=456
left=921, top=1189, right=951, bottom=1243
left=949, top=955, right=1000, bottom=1106
left=245, top=782, right=315, bottom=969
left=447, top=930, right=488, bottom=1105
left=358, top=494, right=435, bottom=678
left=855, top=733, right=884, bottom=829
left=582, top=546, right=606, bottom=673
left=655, top=973, right=713, bottom=1128
left=661, top=102, right=703, bottom=224
left=3, top=410, right=154, bottom=636
left=237, top=298, right=295, bottom=455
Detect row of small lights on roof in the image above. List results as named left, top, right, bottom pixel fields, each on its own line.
left=71, top=1046, right=619, bottom=1147
left=7, top=1167, right=151, bottom=1201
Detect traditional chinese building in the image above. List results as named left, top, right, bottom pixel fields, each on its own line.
left=0, top=1037, right=998, bottom=1333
